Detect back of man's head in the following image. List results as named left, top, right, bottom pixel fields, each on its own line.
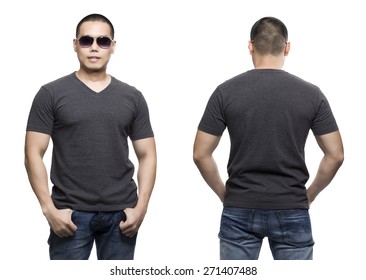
left=250, top=17, right=288, bottom=56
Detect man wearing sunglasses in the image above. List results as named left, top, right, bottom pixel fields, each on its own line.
left=193, top=17, right=344, bottom=260
left=25, top=14, right=157, bottom=260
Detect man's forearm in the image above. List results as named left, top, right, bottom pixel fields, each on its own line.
left=25, top=155, right=55, bottom=214
left=135, top=154, right=157, bottom=211
left=194, top=155, right=225, bottom=202
left=307, top=155, right=343, bottom=204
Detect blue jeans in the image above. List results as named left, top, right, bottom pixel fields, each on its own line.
left=219, top=207, right=314, bottom=260
left=48, top=210, right=136, bottom=260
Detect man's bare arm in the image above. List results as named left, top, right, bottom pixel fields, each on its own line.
left=120, top=137, right=157, bottom=237
left=24, top=131, right=76, bottom=237
left=193, top=130, right=226, bottom=203
left=307, top=131, right=344, bottom=205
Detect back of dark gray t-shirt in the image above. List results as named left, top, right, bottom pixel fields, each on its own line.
left=27, top=73, right=154, bottom=211
left=198, top=69, right=338, bottom=209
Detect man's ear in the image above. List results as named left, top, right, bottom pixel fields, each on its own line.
left=248, top=40, right=254, bottom=55
left=73, top=39, right=78, bottom=52
left=111, top=40, right=116, bottom=54
left=284, top=41, right=291, bottom=56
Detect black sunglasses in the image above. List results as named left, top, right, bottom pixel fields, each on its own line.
left=76, top=36, right=113, bottom=49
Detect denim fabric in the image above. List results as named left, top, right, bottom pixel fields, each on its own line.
left=219, top=207, right=314, bottom=260
left=48, top=210, right=136, bottom=260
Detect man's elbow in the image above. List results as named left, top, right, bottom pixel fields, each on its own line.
left=193, top=153, right=200, bottom=166
left=329, top=149, right=344, bottom=170
left=335, top=151, right=344, bottom=168
left=24, top=150, right=31, bottom=172
left=193, top=150, right=205, bottom=166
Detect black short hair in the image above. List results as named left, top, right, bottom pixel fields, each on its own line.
left=76, top=13, right=115, bottom=39
left=250, top=17, right=288, bottom=55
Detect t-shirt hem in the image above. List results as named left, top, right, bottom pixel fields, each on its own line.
left=197, top=125, right=223, bottom=136
left=54, top=202, right=137, bottom=212
left=223, top=201, right=309, bottom=210
left=130, top=133, right=154, bottom=141
left=26, top=126, right=52, bottom=135
left=312, top=125, right=339, bottom=136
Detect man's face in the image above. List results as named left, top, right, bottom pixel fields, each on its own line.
left=73, top=21, right=115, bottom=73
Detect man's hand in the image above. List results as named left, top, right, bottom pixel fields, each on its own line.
left=119, top=207, right=146, bottom=238
left=44, top=208, right=77, bottom=238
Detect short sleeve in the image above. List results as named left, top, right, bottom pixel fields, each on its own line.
left=198, top=87, right=227, bottom=136
left=129, top=93, right=154, bottom=141
left=311, top=92, right=339, bottom=136
left=26, top=87, right=54, bottom=135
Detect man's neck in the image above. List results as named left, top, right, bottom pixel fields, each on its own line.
left=75, top=70, right=111, bottom=93
left=76, top=69, right=109, bottom=82
left=252, top=54, right=285, bottom=70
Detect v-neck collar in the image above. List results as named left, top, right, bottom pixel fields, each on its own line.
left=73, top=72, right=113, bottom=95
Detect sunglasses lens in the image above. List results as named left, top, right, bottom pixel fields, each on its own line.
left=78, top=36, right=112, bottom=48
left=78, top=36, right=94, bottom=47
left=97, top=37, right=112, bottom=48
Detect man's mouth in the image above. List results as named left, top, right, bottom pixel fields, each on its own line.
left=88, top=56, right=100, bottom=61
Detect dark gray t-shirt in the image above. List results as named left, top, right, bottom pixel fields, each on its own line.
left=198, top=69, right=338, bottom=209
left=27, top=73, right=154, bottom=211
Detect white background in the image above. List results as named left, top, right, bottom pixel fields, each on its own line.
left=1, top=0, right=364, bottom=278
